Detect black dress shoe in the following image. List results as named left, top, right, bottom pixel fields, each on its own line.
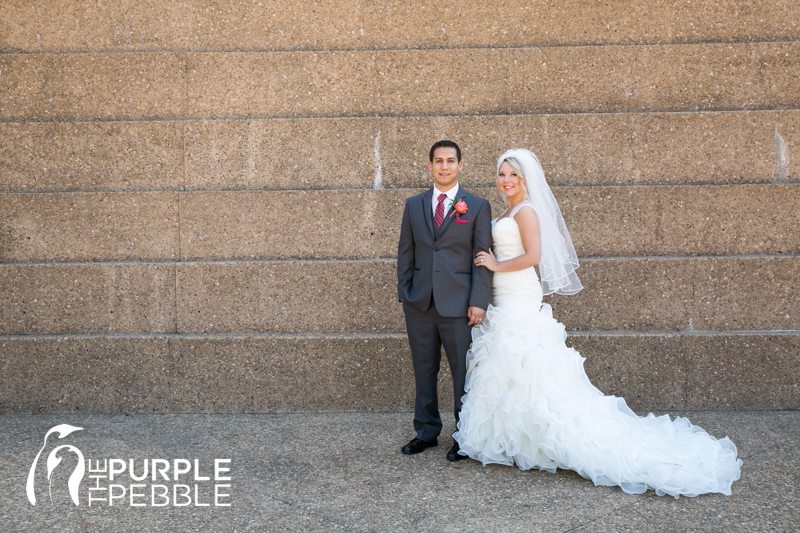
left=401, top=437, right=438, bottom=454
left=446, top=441, right=468, bottom=461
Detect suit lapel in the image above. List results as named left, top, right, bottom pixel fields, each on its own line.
left=436, top=188, right=468, bottom=240
left=421, top=189, right=435, bottom=239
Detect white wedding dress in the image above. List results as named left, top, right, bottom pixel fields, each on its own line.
left=453, top=205, right=742, bottom=498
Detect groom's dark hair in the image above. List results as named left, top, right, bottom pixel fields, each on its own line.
left=429, top=140, right=462, bottom=162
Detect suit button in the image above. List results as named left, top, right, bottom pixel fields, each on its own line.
left=434, top=247, right=439, bottom=251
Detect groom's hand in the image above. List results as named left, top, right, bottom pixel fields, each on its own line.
left=467, top=306, right=485, bottom=326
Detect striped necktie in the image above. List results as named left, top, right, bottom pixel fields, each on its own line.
left=435, top=193, right=447, bottom=228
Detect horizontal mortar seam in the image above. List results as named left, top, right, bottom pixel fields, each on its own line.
left=3, top=181, right=799, bottom=195
left=1, top=254, right=798, bottom=267
left=566, top=329, right=800, bottom=337
left=2, top=106, right=800, bottom=125
left=0, top=38, right=798, bottom=56
left=0, top=107, right=798, bottom=126
left=0, top=332, right=410, bottom=340
left=1, top=330, right=799, bottom=340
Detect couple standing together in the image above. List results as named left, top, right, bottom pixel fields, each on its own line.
left=396, top=141, right=742, bottom=498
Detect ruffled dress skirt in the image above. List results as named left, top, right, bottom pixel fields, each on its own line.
left=453, top=268, right=742, bottom=498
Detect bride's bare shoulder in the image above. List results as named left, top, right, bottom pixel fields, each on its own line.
left=513, top=204, right=540, bottom=233
left=512, top=201, right=538, bottom=219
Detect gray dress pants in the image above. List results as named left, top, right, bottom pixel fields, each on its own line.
left=403, top=295, right=474, bottom=442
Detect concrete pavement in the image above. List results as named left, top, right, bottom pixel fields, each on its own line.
left=1, top=411, right=797, bottom=532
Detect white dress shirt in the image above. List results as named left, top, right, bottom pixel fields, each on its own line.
left=432, top=183, right=460, bottom=220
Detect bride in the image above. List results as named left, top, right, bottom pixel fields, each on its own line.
left=453, top=149, right=742, bottom=498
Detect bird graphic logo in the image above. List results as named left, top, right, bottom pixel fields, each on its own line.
left=26, top=424, right=85, bottom=506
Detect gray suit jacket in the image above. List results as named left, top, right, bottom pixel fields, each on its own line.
left=397, top=187, right=493, bottom=317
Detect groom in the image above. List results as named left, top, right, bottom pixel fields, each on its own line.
left=397, top=140, right=493, bottom=461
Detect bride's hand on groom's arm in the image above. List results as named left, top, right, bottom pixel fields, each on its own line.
left=475, top=249, right=499, bottom=272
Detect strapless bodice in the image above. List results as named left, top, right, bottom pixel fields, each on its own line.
left=491, top=217, right=542, bottom=309
left=492, top=217, right=526, bottom=261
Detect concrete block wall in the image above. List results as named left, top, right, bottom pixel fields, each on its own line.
left=1, top=1, right=798, bottom=413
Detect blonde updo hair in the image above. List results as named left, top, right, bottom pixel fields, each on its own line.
left=497, top=156, right=528, bottom=202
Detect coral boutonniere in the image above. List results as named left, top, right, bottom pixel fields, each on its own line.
left=449, top=198, right=469, bottom=223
